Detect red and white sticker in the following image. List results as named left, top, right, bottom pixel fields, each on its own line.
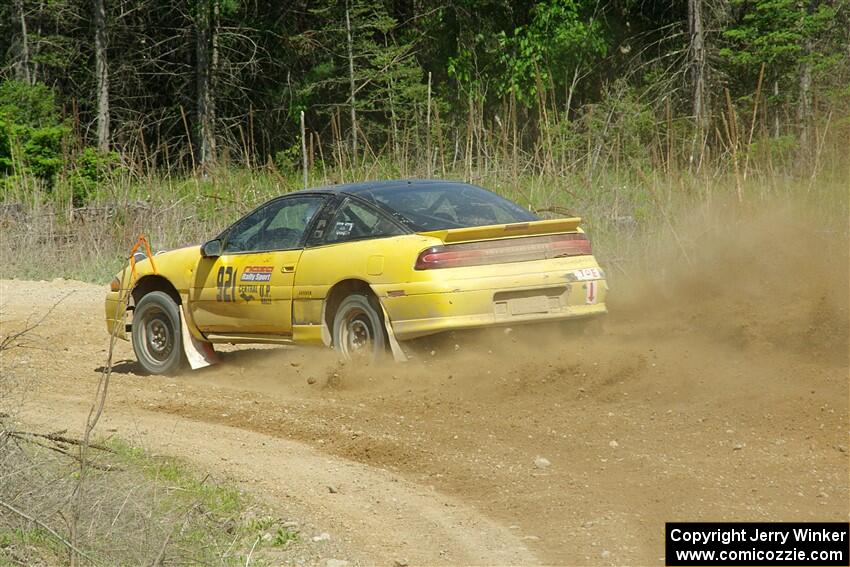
left=585, top=281, right=598, bottom=304
left=574, top=267, right=601, bottom=281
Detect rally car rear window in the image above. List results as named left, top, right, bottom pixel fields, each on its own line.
left=357, top=183, right=537, bottom=231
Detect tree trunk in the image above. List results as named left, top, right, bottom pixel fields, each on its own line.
left=346, top=5, right=358, bottom=166
left=301, top=110, right=308, bottom=189
left=387, top=72, right=399, bottom=162
left=688, top=0, right=707, bottom=132
left=798, top=48, right=811, bottom=151
left=773, top=80, right=780, bottom=138
left=93, top=0, right=109, bottom=153
left=13, top=0, right=31, bottom=84
left=797, top=0, right=816, bottom=154
left=196, top=0, right=217, bottom=170
left=426, top=71, right=432, bottom=177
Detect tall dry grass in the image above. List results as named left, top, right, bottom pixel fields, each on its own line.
left=0, top=155, right=847, bottom=286
left=0, top=88, right=848, bottom=284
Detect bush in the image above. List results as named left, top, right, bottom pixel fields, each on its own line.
left=0, top=80, right=69, bottom=181
left=20, top=124, right=66, bottom=179
left=748, top=135, right=798, bottom=169
left=0, top=80, right=60, bottom=127
left=69, top=147, right=120, bottom=205
left=274, top=143, right=302, bottom=173
left=551, top=80, right=656, bottom=168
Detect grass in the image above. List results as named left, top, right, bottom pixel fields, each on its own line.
left=0, top=433, right=302, bottom=566
left=272, top=527, right=300, bottom=547
left=0, top=527, right=67, bottom=566
left=107, top=437, right=244, bottom=515
left=0, top=114, right=847, bottom=285
left=1, top=157, right=846, bottom=285
left=104, top=437, right=300, bottom=562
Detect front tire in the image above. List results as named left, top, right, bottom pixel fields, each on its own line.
left=332, top=293, right=387, bottom=361
left=131, top=291, right=184, bottom=375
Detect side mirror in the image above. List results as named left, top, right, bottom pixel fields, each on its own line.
left=201, top=239, right=222, bottom=258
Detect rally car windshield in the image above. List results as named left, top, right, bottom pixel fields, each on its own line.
left=357, top=183, right=538, bottom=231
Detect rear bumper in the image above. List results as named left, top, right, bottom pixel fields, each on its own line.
left=104, top=291, right=128, bottom=340
left=379, top=276, right=608, bottom=340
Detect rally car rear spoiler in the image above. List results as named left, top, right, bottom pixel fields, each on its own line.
left=418, top=218, right=582, bottom=244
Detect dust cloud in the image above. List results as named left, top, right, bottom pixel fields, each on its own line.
left=210, top=197, right=849, bottom=395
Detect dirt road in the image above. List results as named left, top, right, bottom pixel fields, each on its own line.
left=2, top=207, right=848, bottom=565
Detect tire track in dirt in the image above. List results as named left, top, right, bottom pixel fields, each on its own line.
left=18, top=396, right=537, bottom=566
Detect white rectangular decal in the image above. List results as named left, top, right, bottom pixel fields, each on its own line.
left=574, top=267, right=601, bottom=281
left=585, top=281, right=598, bottom=304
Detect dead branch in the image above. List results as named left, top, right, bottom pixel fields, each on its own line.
left=0, top=499, right=101, bottom=566
left=70, top=253, right=133, bottom=565
left=151, top=501, right=201, bottom=567
left=6, top=431, right=114, bottom=453
left=3, top=432, right=120, bottom=472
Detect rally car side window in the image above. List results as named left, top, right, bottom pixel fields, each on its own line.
left=223, top=196, right=324, bottom=253
left=323, top=198, right=405, bottom=244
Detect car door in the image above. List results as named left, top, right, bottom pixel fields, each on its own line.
left=290, top=197, right=409, bottom=339
left=190, top=194, right=327, bottom=338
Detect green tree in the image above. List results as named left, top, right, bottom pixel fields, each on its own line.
left=720, top=0, right=842, bottom=137
left=495, top=0, right=608, bottom=106
left=292, top=1, right=425, bottom=162
left=0, top=80, right=68, bottom=180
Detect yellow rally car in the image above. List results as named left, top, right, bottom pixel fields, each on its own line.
left=105, top=180, right=608, bottom=374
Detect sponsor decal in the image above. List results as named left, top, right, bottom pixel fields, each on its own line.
left=241, top=266, right=273, bottom=282
left=334, top=221, right=354, bottom=237
left=238, top=284, right=272, bottom=305
left=585, top=280, right=598, bottom=304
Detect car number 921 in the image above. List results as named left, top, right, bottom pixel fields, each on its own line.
left=573, top=268, right=602, bottom=281
left=216, top=266, right=237, bottom=302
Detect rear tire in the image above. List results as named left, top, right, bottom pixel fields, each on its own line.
left=332, top=293, right=387, bottom=362
left=131, top=291, right=184, bottom=375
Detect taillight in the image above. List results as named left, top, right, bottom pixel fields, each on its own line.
left=415, top=233, right=591, bottom=270
left=548, top=233, right=591, bottom=256
left=415, top=247, right=486, bottom=269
